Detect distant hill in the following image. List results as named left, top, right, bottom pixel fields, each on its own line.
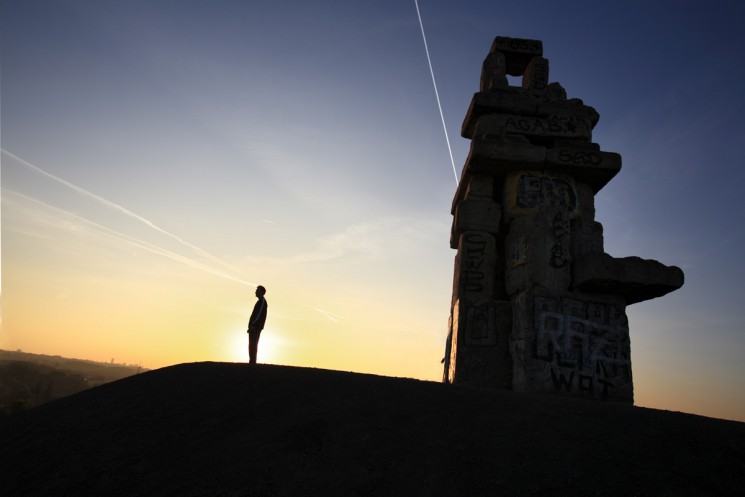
left=1, top=362, right=743, bottom=496
left=0, top=349, right=145, bottom=415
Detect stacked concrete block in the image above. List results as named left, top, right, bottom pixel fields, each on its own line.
left=511, top=288, right=632, bottom=400
left=443, top=36, right=684, bottom=403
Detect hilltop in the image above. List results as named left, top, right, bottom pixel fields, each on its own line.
left=1, top=362, right=743, bottom=496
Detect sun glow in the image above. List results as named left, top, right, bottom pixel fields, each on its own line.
left=225, top=328, right=284, bottom=366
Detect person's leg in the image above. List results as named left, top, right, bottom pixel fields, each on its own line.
left=248, top=331, right=261, bottom=364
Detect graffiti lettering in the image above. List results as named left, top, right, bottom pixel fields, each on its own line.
left=503, top=116, right=589, bottom=137
left=527, top=59, right=548, bottom=90
left=548, top=211, right=570, bottom=268
left=464, top=259, right=484, bottom=271
left=551, top=368, right=574, bottom=392
left=516, top=175, right=577, bottom=212
left=509, top=237, right=529, bottom=268
left=492, top=37, right=542, bottom=54
left=460, top=233, right=490, bottom=298
left=557, top=148, right=602, bottom=166
left=551, top=212, right=569, bottom=238
left=464, top=304, right=497, bottom=346
left=535, top=305, right=630, bottom=399
left=550, top=241, right=568, bottom=268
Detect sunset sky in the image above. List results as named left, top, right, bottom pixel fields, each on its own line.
left=2, top=0, right=744, bottom=422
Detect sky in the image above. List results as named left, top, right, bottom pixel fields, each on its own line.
left=1, top=0, right=744, bottom=422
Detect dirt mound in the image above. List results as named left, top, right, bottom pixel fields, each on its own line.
left=1, top=362, right=743, bottom=496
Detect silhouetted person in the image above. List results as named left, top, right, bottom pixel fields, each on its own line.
left=247, top=285, right=268, bottom=365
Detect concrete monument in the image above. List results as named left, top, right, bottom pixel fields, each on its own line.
left=443, top=36, right=684, bottom=403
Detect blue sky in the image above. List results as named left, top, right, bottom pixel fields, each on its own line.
left=2, top=0, right=744, bottom=421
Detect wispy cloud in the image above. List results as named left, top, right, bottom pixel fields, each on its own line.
left=3, top=188, right=258, bottom=288
left=1, top=151, right=350, bottom=324
left=293, top=218, right=444, bottom=265
left=2, top=149, right=259, bottom=288
left=231, top=217, right=443, bottom=272
left=306, top=305, right=341, bottom=323
left=2, top=149, right=241, bottom=275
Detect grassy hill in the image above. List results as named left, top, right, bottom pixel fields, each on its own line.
left=1, top=362, right=743, bottom=496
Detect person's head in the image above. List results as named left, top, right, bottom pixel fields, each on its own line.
left=255, top=285, right=266, bottom=298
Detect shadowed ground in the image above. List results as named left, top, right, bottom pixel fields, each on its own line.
left=1, top=362, right=743, bottom=496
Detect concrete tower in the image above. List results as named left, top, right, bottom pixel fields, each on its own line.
left=444, top=36, right=684, bottom=402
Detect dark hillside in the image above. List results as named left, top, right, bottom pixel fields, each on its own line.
left=1, top=362, right=743, bottom=496
left=0, top=350, right=145, bottom=414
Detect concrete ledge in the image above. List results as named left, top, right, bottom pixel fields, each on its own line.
left=469, top=113, right=593, bottom=143
left=536, top=100, right=600, bottom=127
left=573, top=253, right=685, bottom=305
left=489, top=36, right=543, bottom=74
left=462, top=92, right=602, bottom=138
left=545, top=147, right=621, bottom=193
left=450, top=200, right=501, bottom=248
left=462, top=91, right=538, bottom=138
left=465, top=138, right=547, bottom=174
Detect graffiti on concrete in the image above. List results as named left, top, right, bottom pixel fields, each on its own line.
left=459, top=232, right=493, bottom=298
left=463, top=303, right=497, bottom=346
left=516, top=174, right=576, bottom=211
left=444, top=35, right=683, bottom=400
left=534, top=299, right=630, bottom=399
left=549, top=211, right=570, bottom=268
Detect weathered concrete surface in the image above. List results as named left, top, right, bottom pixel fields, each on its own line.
left=480, top=51, right=508, bottom=91
left=502, top=172, right=577, bottom=221
left=450, top=199, right=501, bottom=246
left=453, top=143, right=619, bottom=211
left=462, top=91, right=539, bottom=137
left=465, top=138, right=546, bottom=174
left=505, top=210, right=572, bottom=295
left=489, top=36, right=543, bottom=76
left=511, top=288, right=632, bottom=401
left=570, top=217, right=604, bottom=260
left=536, top=100, right=600, bottom=126
left=573, top=252, right=685, bottom=304
left=447, top=299, right=512, bottom=388
left=445, top=35, right=683, bottom=401
left=451, top=231, right=498, bottom=302
left=461, top=140, right=620, bottom=194
left=545, top=147, right=621, bottom=192
left=462, top=173, right=494, bottom=199
left=488, top=114, right=593, bottom=141
left=522, top=56, right=549, bottom=91
left=461, top=92, right=600, bottom=139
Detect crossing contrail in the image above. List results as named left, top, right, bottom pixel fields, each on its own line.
left=4, top=188, right=259, bottom=288
left=306, top=305, right=341, bottom=323
left=414, top=0, right=458, bottom=186
left=0, top=149, right=251, bottom=286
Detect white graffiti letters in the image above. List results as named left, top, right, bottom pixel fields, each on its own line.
left=536, top=310, right=630, bottom=398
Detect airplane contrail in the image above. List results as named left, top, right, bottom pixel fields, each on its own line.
left=3, top=187, right=258, bottom=288
left=306, top=305, right=341, bottom=323
left=414, top=0, right=459, bottom=186
left=2, top=150, right=344, bottom=318
left=1, top=149, right=242, bottom=275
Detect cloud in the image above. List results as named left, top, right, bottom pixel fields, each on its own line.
left=236, top=217, right=446, bottom=267
left=2, top=188, right=257, bottom=288
left=2, top=149, right=241, bottom=275
left=306, top=306, right=341, bottom=323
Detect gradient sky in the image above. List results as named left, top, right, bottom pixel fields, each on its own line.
left=2, top=0, right=744, bottom=422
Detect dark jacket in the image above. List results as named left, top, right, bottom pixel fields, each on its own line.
left=248, top=297, right=268, bottom=332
